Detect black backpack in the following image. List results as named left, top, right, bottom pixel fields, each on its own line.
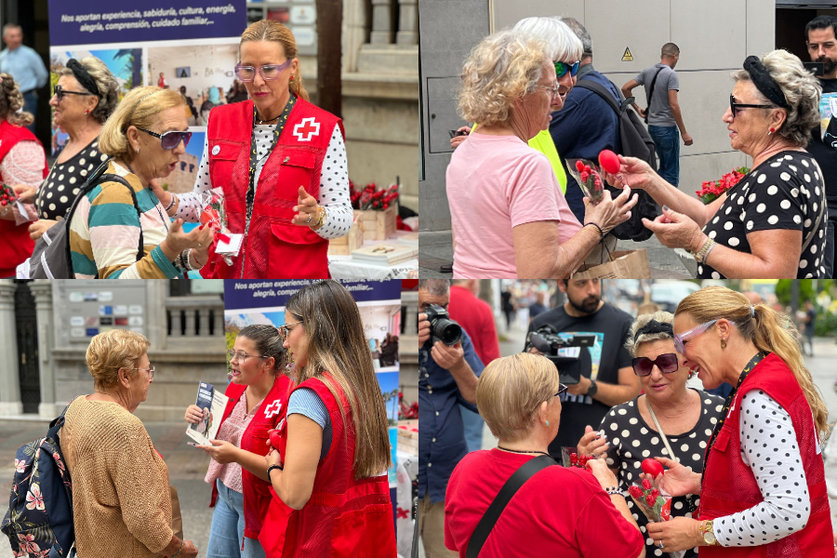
left=575, top=79, right=660, bottom=241
left=29, top=160, right=144, bottom=279
left=1, top=406, right=76, bottom=557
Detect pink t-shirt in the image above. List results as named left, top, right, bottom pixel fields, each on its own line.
left=446, top=133, right=581, bottom=277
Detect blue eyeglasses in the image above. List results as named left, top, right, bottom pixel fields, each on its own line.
left=554, top=60, right=580, bottom=78
left=673, top=319, right=718, bottom=353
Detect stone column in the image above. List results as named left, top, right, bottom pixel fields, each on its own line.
left=29, top=280, right=57, bottom=418
left=396, top=0, right=418, bottom=45
left=0, top=281, right=22, bottom=415
left=370, top=0, right=394, bottom=44
left=145, top=281, right=168, bottom=348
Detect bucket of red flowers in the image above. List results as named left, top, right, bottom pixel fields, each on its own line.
left=695, top=167, right=749, bottom=204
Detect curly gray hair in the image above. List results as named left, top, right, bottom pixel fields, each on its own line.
left=58, top=56, right=120, bottom=124
left=624, top=311, right=675, bottom=357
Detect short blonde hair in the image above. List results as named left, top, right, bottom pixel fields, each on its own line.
left=458, top=29, right=549, bottom=126
left=85, top=329, right=150, bottom=390
left=477, top=353, right=560, bottom=442
left=58, top=57, right=120, bottom=124
left=98, top=86, right=186, bottom=162
left=240, top=19, right=309, bottom=102
left=732, top=49, right=821, bottom=147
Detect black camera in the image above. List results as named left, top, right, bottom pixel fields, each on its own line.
left=424, top=304, right=463, bottom=346
left=526, top=324, right=596, bottom=385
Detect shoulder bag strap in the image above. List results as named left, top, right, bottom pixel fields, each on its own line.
left=96, top=173, right=144, bottom=264
left=465, top=454, right=556, bottom=558
left=574, top=79, right=622, bottom=115
left=646, top=67, right=665, bottom=110
left=646, top=399, right=678, bottom=463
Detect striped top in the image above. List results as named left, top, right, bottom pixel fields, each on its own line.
left=69, top=161, right=184, bottom=279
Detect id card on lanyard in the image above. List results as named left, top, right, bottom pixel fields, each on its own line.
left=238, top=94, right=297, bottom=277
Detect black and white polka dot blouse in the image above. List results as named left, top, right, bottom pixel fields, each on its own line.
left=176, top=124, right=352, bottom=240
left=713, top=389, right=810, bottom=547
left=35, top=140, right=109, bottom=220
left=699, top=151, right=826, bottom=279
left=603, top=390, right=725, bottom=558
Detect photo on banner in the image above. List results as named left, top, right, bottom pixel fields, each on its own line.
left=223, top=279, right=404, bottom=484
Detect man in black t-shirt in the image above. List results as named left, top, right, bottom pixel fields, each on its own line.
left=805, top=15, right=837, bottom=276
left=526, top=279, right=639, bottom=459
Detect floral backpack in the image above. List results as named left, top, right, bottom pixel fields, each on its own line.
left=1, top=407, right=75, bottom=557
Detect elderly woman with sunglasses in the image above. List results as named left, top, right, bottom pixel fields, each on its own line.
left=68, top=85, right=213, bottom=278
left=445, top=353, right=645, bottom=557
left=184, top=324, right=292, bottom=558
left=608, top=50, right=825, bottom=278
left=643, top=286, right=832, bottom=555
left=151, top=20, right=351, bottom=279
left=62, top=330, right=198, bottom=558
left=578, top=311, right=724, bottom=558
left=13, top=57, right=119, bottom=242
left=446, top=27, right=636, bottom=278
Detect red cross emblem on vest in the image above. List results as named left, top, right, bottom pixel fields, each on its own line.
left=293, top=117, right=320, bottom=142
left=264, top=400, right=283, bottom=418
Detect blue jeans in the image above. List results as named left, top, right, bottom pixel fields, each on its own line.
left=459, top=405, right=484, bottom=452
left=207, top=479, right=266, bottom=558
left=648, top=125, right=680, bottom=186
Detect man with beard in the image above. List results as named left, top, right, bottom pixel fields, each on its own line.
left=526, top=279, right=638, bottom=459
left=805, top=15, right=837, bottom=276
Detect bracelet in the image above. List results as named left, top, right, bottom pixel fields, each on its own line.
left=692, top=238, right=716, bottom=263
left=267, top=464, right=283, bottom=480
left=310, top=206, right=326, bottom=230
left=583, top=221, right=604, bottom=240
left=604, top=486, right=622, bottom=496
left=164, top=192, right=178, bottom=213
left=171, top=539, right=183, bottom=558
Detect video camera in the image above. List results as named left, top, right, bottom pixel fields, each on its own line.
left=424, top=304, right=463, bottom=346
left=526, top=324, right=596, bottom=385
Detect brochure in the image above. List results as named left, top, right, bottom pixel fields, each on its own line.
left=185, top=381, right=229, bottom=445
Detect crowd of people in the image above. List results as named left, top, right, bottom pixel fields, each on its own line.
left=0, top=18, right=351, bottom=279
left=446, top=15, right=837, bottom=279
left=57, top=280, right=395, bottom=558
left=418, top=279, right=834, bottom=557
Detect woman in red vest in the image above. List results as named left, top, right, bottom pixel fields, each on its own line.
left=0, top=73, right=46, bottom=277
left=645, top=286, right=831, bottom=556
left=185, top=324, right=293, bottom=558
left=259, top=280, right=396, bottom=557
left=152, top=20, right=352, bottom=279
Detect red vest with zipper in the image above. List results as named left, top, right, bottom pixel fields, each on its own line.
left=698, top=353, right=831, bottom=557
left=209, top=375, right=293, bottom=540
left=0, top=119, right=47, bottom=276
left=258, top=374, right=396, bottom=557
left=201, top=98, right=342, bottom=279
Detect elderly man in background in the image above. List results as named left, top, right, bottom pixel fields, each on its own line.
left=0, top=23, right=47, bottom=133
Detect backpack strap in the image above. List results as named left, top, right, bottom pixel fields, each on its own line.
left=63, top=160, right=146, bottom=277
left=465, top=454, right=555, bottom=558
left=574, top=78, right=625, bottom=116
left=644, top=67, right=665, bottom=123
left=47, top=403, right=71, bottom=441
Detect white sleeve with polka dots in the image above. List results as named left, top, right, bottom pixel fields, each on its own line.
left=713, top=390, right=810, bottom=547
left=314, top=125, right=352, bottom=239
left=175, top=133, right=212, bottom=223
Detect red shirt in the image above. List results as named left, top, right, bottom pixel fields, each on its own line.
left=445, top=449, right=644, bottom=557
left=448, top=285, right=500, bottom=365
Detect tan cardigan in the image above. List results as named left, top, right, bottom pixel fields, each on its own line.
left=62, top=396, right=173, bottom=557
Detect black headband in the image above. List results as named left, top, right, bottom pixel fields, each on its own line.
left=66, top=58, right=100, bottom=98
left=742, top=55, right=788, bottom=109
left=633, top=319, right=673, bottom=342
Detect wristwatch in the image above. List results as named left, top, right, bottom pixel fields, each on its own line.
left=699, top=520, right=718, bottom=546
left=586, top=378, right=598, bottom=397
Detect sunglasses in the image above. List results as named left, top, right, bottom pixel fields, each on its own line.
left=137, top=127, right=192, bottom=150
left=554, top=60, right=580, bottom=78
left=234, top=60, right=292, bottom=82
left=729, top=94, right=775, bottom=118
left=632, top=353, right=679, bottom=377
left=53, top=84, right=94, bottom=101
left=673, top=319, right=718, bottom=353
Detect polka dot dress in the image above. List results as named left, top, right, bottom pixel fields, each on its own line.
left=36, top=140, right=109, bottom=220
left=603, top=390, right=725, bottom=558
left=176, top=122, right=352, bottom=240
left=713, top=390, right=810, bottom=546
left=699, top=151, right=826, bottom=279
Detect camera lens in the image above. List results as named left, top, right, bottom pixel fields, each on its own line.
left=434, top=320, right=463, bottom=346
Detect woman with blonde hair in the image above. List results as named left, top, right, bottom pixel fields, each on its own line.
left=68, top=85, right=213, bottom=278
left=446, top=28, right=637, bottom=278
left=62, top=329, right=198, bottom=558
left=646, top=286, right=832, bottom=555
left=152, top=19, right=352, bottom=279
left=261, top=280, right=395, bottom=557
left=444, top=352, right=645, bottom=557
left=0, top=73, right=46, bottom=276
